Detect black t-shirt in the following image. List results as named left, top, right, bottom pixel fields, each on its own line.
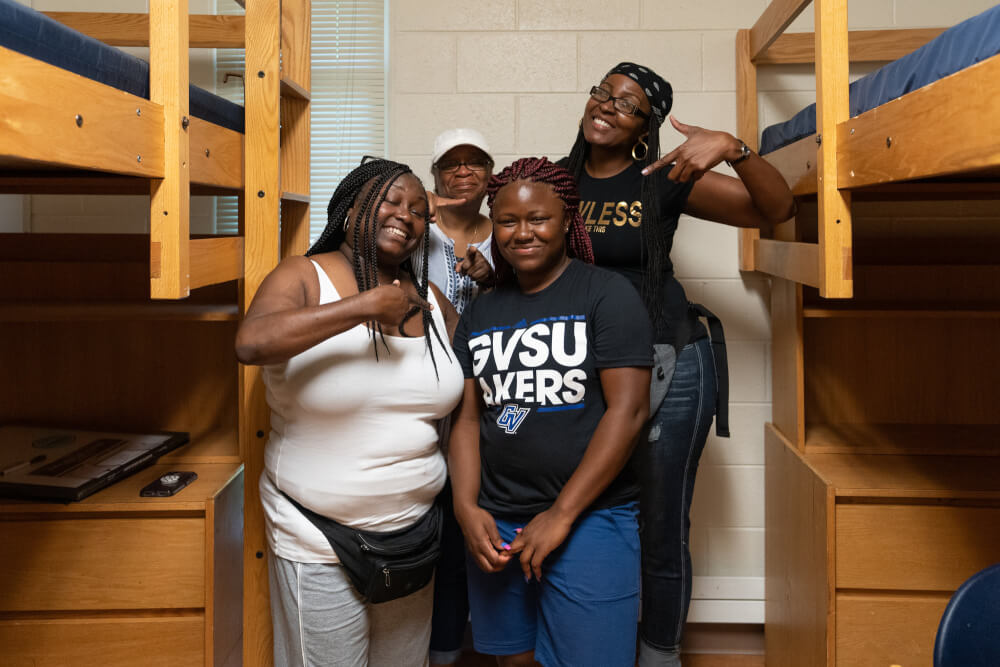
left=572, top=160, right=705, bottom=348
left=453, top=259, right=653, bottom=519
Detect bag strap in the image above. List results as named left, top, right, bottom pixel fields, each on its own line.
left=689, top=303, right=730, bottom=438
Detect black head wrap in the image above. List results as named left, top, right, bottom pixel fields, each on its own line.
left=604, top=62, right=672, bottom=123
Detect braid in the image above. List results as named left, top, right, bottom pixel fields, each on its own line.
left=564, top=111, right=673, bottom=335
left=306, top=157, right=448, bottom=376
left=485, top=157, right=594, bottom=286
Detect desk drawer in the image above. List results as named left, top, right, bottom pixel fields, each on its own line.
left=0, top=517, right=204, bottom=611
left=836, top=504, right=1000, bottom=590
left=0, top=615, right=203, bottom=667
left=836, top=593, right=948, bottom=667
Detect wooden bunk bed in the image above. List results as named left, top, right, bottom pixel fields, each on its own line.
left=0, top=2, right=311, bottom=665
left=735, top=2, right=1000, bottom=666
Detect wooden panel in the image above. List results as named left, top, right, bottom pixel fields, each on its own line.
left=805, top=424, right=1000, bottom=459
left=765, top=424, right=832, bottom=667
left=0, top=47, right=164, bottom=177
left=771, top=279, right=805, bottom=448
left=803, top=318, right=1000, bottom=425
left=839, top=55, right=1000, bottom=188
left=755, top=240, right=819, bottom=288
left=280, top=0, right=312, bottom=89
left=280, top=97, right=311, bottom=198
left=0, top=320, right=239, bottom=461
left=749, top=0, right=812, bottom=60
left=837, top=504, right=1000, bottom=590
left=281, top=200, right=311, bottom=258
left=0, top=518, right=204, bottom=611
left=736, top=29, right=760, bottom=272
left=190, top=237, right=245, bottom=289
left=243, top=0, right=282, bottom=662
left=0, top=615, right=203, bottom=667
left=836, top=593, right=949, bottom=667
left=801, top=450, right=1000, bottom=498
left=189, top=118, right=243, bottom=190
left=814, top=0, right=852, bottom=299
left=42, top=12, right=246, bottom=48
left=149, top=0, right=191, bottom=300
left=756, top=28, right=945, bottom=65
left=208, top=470, right=244, bottom=667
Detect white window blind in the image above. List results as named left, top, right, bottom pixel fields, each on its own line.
left=215, top=1, right=387, bottom=242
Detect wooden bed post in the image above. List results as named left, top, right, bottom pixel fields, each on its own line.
left=242, top=1, right=282, bottom=665
left=814, top=0, right=853, bottom=298
left=736, top=29, right=760, bottom=273
left=149, top=0, right=191, bottom=299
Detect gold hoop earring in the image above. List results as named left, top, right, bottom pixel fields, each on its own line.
left=631, top=135, right=649, bottom=161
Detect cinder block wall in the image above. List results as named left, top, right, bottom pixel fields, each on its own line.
left=387, top=0, right=999, bottom=624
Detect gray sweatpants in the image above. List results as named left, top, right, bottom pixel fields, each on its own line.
left=269, top=552, right=433, bottom=667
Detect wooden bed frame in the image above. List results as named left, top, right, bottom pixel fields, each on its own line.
left=736, top=0, right=1000, bottom=298
left=0, top=2, right=311, bottom=665
left=736, top=2, right=1000, bottom=666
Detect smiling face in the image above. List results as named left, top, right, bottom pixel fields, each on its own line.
left=491, top=179, right=569, bottom=289
left=347, top=172, right=428, bottom=268
left=581, top=73, right=651, bottom=153
left=432, top=144, right=493, bottom=205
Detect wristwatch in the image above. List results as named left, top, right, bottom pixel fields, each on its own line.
left=725, top=139, right=752, bottom=167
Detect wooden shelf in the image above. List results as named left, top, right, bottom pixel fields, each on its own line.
left=804, top=423, right=1000, bottom=457
left=0, top=302, right=239, bottom=322
left=280, top=190, right=311, bottom=203
left=0, top=461, right=243, bottom=514
left=280, top=77, right=310, bottom=101
left=803, top=305, right=1000, bottom=319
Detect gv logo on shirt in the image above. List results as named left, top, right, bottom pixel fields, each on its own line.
left=496, top=404, right=531, bottom=434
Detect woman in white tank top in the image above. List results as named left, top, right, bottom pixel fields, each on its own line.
left=236, top=158, right=464, bottom=667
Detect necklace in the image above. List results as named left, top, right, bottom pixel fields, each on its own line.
left=468, top=218, right=482, bottom=246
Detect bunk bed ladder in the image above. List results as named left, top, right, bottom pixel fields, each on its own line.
left=240, top=1, right=312, bottom=665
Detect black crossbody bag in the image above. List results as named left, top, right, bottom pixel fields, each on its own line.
left=282, top=492, right=442, bottom=604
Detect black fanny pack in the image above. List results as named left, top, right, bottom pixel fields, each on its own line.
left=283, top=492, right=442, bottom=604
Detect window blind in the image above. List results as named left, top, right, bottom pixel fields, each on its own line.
left=215, top=0, right=388, bottom=242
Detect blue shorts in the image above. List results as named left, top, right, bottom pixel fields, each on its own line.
left=466, top=503, right=640, bottom=667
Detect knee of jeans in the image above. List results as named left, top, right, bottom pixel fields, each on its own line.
left=648, top=424, right=661, bottom=442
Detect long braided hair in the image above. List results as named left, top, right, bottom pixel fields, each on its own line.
left=306, top=157, right=449, bottom=377
left=564, top=84, right=673, bottom=335
left=485, top=157, right=594, bottom=287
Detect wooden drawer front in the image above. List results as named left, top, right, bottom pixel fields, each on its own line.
left=837, top=504, right=1000, bottom=590
left=837, top=593, right=948, bottom=667
left=0, top=517, right=204, bottom=611
left=0, top=615, right=203, bottom=667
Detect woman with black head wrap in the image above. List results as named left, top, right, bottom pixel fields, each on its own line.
left=561, top=62, right=795, bottom=667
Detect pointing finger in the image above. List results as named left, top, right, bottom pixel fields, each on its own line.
left=670, top=114, right=691, bottom=135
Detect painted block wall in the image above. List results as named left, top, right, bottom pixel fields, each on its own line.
left=387, top=0, right=1000, bottom=620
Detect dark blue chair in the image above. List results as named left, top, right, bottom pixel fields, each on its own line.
left=933, top=563, right=1000, bottom=667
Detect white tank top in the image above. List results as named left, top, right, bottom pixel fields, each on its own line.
left=259, top=260, right=464, bottom=563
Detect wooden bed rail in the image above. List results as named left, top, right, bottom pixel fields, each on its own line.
left=738, top=0, right=965, bottom=298
left=43, top=12, right=246, bottom=48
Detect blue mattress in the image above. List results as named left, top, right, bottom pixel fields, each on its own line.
left=760, top=4, right=1000, bottom=155
left=0, top=0, right=244, bottom=134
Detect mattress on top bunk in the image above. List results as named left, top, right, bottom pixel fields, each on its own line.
left=0, top=0, right=244, bottom=134
left=759, top=4, right=1000, bottom=155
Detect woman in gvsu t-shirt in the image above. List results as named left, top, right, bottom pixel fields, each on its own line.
left=450, top=157, right=653, bottom=667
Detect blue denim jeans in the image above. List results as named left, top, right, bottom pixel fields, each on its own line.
left=636, top=337, right=717, bottom=665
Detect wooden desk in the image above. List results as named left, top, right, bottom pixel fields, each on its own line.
left=0, top=462, right=243, bottom=667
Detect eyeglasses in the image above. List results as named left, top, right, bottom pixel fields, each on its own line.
left=435, top=158, right=493, bottom=174
left=589, top=86, right=649, bottom=119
